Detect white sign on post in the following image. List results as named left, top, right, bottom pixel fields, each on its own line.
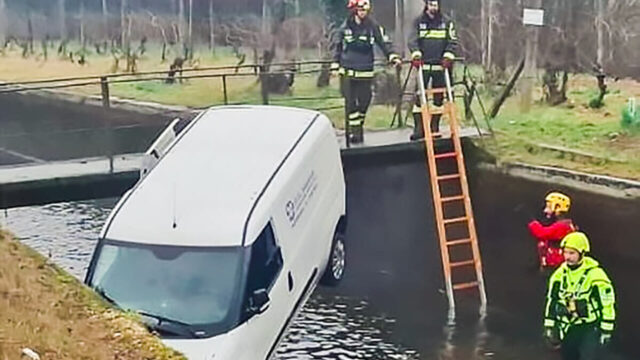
left=523, top=8, right=544, bottom=26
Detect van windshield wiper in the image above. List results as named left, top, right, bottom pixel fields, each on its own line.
left=95, top=286, right=119, bottom=307
left=137, top=311, right=203, bottom=338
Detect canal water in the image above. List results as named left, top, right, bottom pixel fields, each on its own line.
left=3, top=160, right=636, bottom=359
left=1, top=199, right=422, bottom=360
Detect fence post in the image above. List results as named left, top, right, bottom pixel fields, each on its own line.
left=222, top=75, right=228, bottom=105
left=100, top=76, right=114, bottom=173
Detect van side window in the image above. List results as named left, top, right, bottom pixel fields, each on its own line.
left=246, top=223, right=283, bottom=295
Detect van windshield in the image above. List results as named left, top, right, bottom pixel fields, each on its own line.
left=88, top=240, right=245, bottom=338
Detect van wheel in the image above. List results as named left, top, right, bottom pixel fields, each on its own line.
left=320, top=232, right=346, bottom=286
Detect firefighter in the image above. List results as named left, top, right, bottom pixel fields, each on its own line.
left=408, top=0, right=458, bottom=140
left=332, top=0, right=401, bottom=144
left=544, top=232, right=616, bottom=360
left=528, top=191, right=577, bottom=269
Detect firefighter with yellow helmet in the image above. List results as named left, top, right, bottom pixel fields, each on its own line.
left=543, top=232, right=616, bottom=359
left=332, top=0, right=401, bottom=144
left=528, top=191, right=577, bottom=269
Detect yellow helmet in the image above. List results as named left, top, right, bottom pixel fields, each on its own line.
left=545, top=191, right=571, bottom=215
left=561, top=232, right=590, bottom=253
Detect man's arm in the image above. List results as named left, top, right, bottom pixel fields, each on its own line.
left=443, top=20, right=458, bottom=61
left=408, top=18, right=422, bottom=60
left=372, top=23, right=400, bottom=63
left=528, top=220, right=572, bottom=241
left=592, top=268, right=616, bottom=337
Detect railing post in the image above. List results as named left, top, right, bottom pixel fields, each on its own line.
left=222, top=75, right=228, bottom=105
left=100, top=76, right=114, bottom=173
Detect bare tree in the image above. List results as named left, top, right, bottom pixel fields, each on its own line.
left=102, top=0, right=109, bottom=40
left=59, top=0, right=66, bottom=40
left=80, top=0, right=85, bottom=49
left=178, top=0, right=185, bottom=53
left=596, top=0, right=606, bottom=66
left=121, top=0, right=128, bottom=48
left=0, top=0, right=6, bottom=46
left=214, top=0, right=216, bottom=53
left=188, top=0, right=193, bottom=59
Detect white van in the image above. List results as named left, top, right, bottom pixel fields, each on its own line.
left=85, top=106, right=347, bottom=360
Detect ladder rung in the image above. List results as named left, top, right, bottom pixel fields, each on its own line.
left=446, top=238, right=472, bottom=246
left=441, top=195, right=465, bottom=203
left=437, top=174, right=460, bottom=181
left=435, top=152, right=457, bottom=159
left=432, top=132, right=443, bottom=138
left=453, top=281, right=480, bottom=291
left=428, top=109, right=445, bottom=115
left=443, top=216, right=468, bottom=225
left=450, top=260, right=476, bottom=268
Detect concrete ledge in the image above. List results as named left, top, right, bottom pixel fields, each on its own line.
left=480, top=162, right=640, bottom=200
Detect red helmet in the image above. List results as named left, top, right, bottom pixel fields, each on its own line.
left=348, top=0, right=371, bottom=11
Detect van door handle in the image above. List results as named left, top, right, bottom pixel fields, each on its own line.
left=288, top=271, right=294, bottom=292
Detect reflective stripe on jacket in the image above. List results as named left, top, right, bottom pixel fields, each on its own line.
left=332, top=16, right=397, bottom=77
left=408, top=12, right=457, bottom=65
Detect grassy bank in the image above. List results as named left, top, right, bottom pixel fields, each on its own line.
left=0, top=230, right=185, bottom=360
left=1, top=43, right=639, bottom=180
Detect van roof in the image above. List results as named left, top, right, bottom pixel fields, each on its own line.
left=103, top=106, right=322, bottom=247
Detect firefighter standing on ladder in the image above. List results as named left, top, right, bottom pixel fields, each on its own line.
left=332, top=0, right=401, bottom=144
left=408, top=0, right=458, bottom=140
left=544, top=232, right=616, bottom=360
left=528, top=191, right=577, bottom=270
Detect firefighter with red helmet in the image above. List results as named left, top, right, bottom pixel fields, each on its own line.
left=332, top=0, right=401, bottom=144
left=408, top=0, right=458, bottom=140
left=528, top=191, right=577, bottom=269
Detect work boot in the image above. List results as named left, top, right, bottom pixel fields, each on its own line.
left=410, top=113, right=424, bottom=141
left=350, top=124, right=364, bottom=144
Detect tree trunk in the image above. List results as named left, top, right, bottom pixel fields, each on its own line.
left=596, top=0, right=606, bottom=67
left=481, top=0, right=488, bottom=68
left=59, top=0, right=66, bottom=40
left=486, top=0, right=494, bottom=71
left=188, top=0, right=193, bottom=59
left=395, top=0, right=406, bottom=57
left=80, top=0, right=85, bottom=50
left=209, top=0, right=215, bottom=53
left=121, top=0, right=127, bottom=48
left=262, top=0, right=270, bottom=36
left=0, top=0, right=6, bottom=46
left=295, top=0, right=301, bottom=60
left=102, top=0, right=108, bottom=40
left=178, top=0, right=184, bottom=56
left=520, top=0, right=542, bottom=112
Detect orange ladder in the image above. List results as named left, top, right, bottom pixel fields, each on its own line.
left=417, top=66, right=487, bottom=313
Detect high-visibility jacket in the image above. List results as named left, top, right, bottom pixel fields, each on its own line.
left=544, top=257, right=616, bottom=340
left=332, top=16, right=399, bottom=78
left=408, top=12, right=457, bottom=67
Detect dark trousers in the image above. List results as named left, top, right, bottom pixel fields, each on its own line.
left=413, top=69, right=446, bottom=137
left=561, top=325, right=602, bottom=360
left=341, top=76, right=373, bottom=129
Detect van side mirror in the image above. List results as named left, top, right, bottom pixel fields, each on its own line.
left=249, top=289, right=270, bottom=315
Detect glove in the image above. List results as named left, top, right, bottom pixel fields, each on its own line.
left=441, top=57, right=453, bottom=69
left=600, top=333, right=612, bottom=346
left=544, top=328, right=561, bottom=349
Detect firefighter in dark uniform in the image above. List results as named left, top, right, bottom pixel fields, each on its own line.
left=332, top=0, right=401, bottom=144
left=408, top=0, right=458, bottom=140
